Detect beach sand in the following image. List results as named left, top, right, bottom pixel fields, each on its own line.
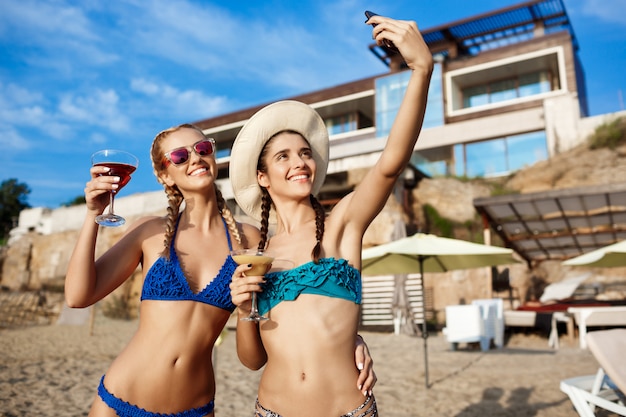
left=0, top=311, right=600, bottom=417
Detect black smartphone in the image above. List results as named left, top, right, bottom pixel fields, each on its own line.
left=364, top=10, right=398, bottom=52
left=364, top=10, right=378, bottom=24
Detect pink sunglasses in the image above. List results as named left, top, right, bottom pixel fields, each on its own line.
left=162, top=138, right=216, bottom=167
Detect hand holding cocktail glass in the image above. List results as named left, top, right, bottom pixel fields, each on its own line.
left=230, top=249, right=274, bottom=321
left=91, top=149, right=139, bottom=227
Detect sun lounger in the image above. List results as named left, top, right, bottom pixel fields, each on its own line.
left=568, top=306, right=626, bottom=349
left=560, top=329, right=626, bottom=416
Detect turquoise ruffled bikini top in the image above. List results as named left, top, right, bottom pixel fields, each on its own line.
left=256, top=257, right=362, bottom=316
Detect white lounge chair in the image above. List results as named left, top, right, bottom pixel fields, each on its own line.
left=567, top=306, right=626, bottom=349
left=560, top=328, right=626, bottom=416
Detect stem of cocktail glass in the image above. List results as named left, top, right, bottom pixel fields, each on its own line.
left=108, top=191, right=115, bottom=216
left=250, top=292, right=260, bottom=317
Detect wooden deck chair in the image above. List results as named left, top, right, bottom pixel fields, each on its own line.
left=560, top=328, right=626, bottom=416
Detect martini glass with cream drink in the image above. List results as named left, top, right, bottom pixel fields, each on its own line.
left=230, top=249, right=274, bottom=321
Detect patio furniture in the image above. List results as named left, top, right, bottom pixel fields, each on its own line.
left=472, top=298, right=504, bottom=348
left=560, top=328, right=626, bottom=416
left=443, top=304, right=491, bottom=351
left=567, top=306, right=626, bottom=349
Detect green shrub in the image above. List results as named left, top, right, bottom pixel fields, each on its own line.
left=589, top=116, right=626, bottom=150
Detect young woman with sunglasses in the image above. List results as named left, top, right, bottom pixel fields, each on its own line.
left=65, top=124, right=376, bottom=417
left=65, top=124, right=258, bottom=417
left=228, top=14, right=433, bottom=417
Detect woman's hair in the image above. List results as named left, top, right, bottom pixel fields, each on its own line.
left=256, top=130, right=325, bottom=263
left=150, top=123, right=242, bottom=254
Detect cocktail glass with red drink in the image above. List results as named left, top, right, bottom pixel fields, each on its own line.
left=91, top=149, right=139, bottom=227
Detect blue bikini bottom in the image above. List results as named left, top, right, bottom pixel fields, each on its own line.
left=98, top=375, right=214, bottom=417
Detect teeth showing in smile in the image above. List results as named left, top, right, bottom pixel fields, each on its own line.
left=290, top=174, right=308, bottom=181
left=190, top=168, right=207, bottom=176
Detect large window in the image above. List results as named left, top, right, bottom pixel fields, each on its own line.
left=454, top=131, right=547, bottom=177
left=375, top=71, right=410, bottom=138
left=375, top=63, right=444, bottom=138
left=462, top=71, right=551, bottom=109
left=447, top=47, right=565, bottom=114
left=325, top=114, right=358, bottom=135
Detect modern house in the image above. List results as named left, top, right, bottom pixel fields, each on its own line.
left=193, top=0, right=593, bottom=222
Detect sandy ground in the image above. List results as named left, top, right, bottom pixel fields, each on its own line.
left=0, top=311, right=604, bottom=417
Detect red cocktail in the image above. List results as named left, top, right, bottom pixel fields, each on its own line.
left=91, top=150, right=139, bottom=227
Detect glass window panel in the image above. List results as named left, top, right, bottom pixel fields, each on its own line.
left=506, top=131, right=547, bottom=171
left=490, top=79, right=517, bottom=103
left=519, top=72, right=551, bottom=97
left=465, top=139, right=507, bottom=177
left=463, top=85, right=488, bottom=108
left=453, top=144, right=465, bottom=176
left=326, top=114, right=357, bottom=135
left=217, top=148, right=230, bottom=159
left=423, top=63, right=444, bottom=129
left=375, top=71, right=411, bottom=138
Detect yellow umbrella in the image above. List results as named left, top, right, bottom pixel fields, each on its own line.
left=562, top=240, right=626, bottom=268
left=361, top=233, right=519, bottom=388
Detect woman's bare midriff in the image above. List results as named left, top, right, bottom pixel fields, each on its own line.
left=101, top=301, right=229, bottom=413
left=258, top=295, right=365, bottom=416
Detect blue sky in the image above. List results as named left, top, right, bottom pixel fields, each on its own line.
left=1, top=0, right=625, bottom=209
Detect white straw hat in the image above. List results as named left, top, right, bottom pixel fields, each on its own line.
left=229, top=100, right=329, bottom=222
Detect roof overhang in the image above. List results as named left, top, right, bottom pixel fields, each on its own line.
left=473, top=183, right=626, bottom=265
left=370, top=0, right=577, bottom=66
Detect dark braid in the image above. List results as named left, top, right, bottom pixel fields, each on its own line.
left=257, top=130, right=325, bottom=261
left=310, top=194, right=326, bottom=263
left=258, top=188, right=272, bottom=253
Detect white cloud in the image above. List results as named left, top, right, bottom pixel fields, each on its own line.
left=0, top=127, right=31, bottom=150
left=0, top=83, right=44, bottom=105
left=0, top=0, right=97, bottom=41
left=130, top=79, right=160, bottom=95
left=579, top=0, right=626, bottom=26
left=117, top=1, right=361, bottom=91
left=0, top=0, right=119, bottom=72
left=130, top=78, right=228, bottom=118
left=90, top=132, right=108, bottom=145
left=58, top=89, right=130, bottom=132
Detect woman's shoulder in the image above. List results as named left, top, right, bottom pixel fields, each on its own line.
left=125, top=215, right=167, bottom=236
left=238, top=221, right=262, bottom=248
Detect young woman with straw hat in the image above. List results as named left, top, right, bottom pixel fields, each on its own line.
left=229, top=12, right=433, bottom=417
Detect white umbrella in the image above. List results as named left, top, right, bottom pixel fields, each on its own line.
left=562, top=240, right=626, bottom=268
left=361, top=233, right=519, bottom=388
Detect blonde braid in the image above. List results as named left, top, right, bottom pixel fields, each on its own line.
left=216, top=188, right=243, bottom=247
left=150, top=123, right=200, bottom=255
left=162, top=185, right=184, bottom=256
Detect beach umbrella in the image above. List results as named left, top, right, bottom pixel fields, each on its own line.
left=562, top=239, right=626, bottom=268
left=361, top=233, right=519, bottom=388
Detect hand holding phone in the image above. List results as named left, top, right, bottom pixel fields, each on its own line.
left=364, top=10, right=399, bottom=53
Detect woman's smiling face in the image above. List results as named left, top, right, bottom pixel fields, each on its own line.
left=257, top=131, right=317, bottom=199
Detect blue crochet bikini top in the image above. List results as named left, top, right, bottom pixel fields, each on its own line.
left=256, top=257, right=361, bottom=316
left=140, top=217, right=237, bottom=312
